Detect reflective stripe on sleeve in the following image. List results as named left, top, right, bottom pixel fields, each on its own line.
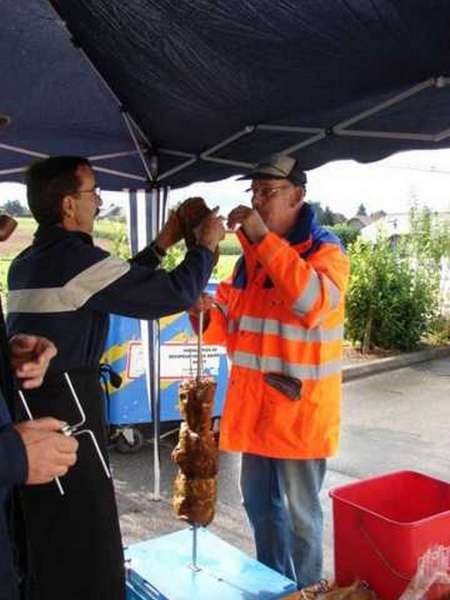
left=293, top=270, right=321, bottom=315
left=325, top=276, right=341, bottom=310
left=215, top=301, right=228, bottom=317
left=227, top=318, right=240, bottom=335
left=8, top=256, right=130, bottom=314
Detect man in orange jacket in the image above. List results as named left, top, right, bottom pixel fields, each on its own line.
left=191, top=154, right=350, bottom=589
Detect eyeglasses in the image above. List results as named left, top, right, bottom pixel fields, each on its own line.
left=246, top=185, right=292, bottom=198
left=76, top=186, right=101, bottom=199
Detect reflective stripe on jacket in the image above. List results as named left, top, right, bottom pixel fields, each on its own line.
left=204, top=203, right=350, bottom=459
left=7, top=225, right=214, bottom=373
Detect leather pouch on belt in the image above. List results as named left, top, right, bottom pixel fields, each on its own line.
left=264, top=373, right=302, bottom=400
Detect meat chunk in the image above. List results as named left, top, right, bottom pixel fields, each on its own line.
left=173, top=473, right=217, bottom=527
left=172, top=378, right=219, bottom=526
left=178, top=379, right=215, bottom=433
left=172, top=423, right=218, bottom=478
left=176, top=197, right=219, bottom=264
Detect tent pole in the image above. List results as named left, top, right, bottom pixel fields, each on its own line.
left=146, top=187, right=161, bottom=501
left=127, top=188, right=163, bottom=500
left=122, top=116, right=169, bottom=501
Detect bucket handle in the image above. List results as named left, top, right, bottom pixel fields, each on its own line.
left=359, top=523, right=413, bottom=582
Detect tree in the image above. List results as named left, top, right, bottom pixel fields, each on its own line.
left=327, top=223, right=360, bottom=249
left=356, top=203, right=367, bottom=216
left=322, top=206, right=335, bottom=226
left=345, top=206, right=449, bottom=353
left=1, top=199, right=27, bottom=217
left=345, top=237, right=438, bottom=352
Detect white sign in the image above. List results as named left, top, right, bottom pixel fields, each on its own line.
left=160, top=344, right=224, bottom=379
left=126, top=341, right=146, bottom=379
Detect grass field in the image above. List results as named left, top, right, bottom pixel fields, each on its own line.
left=0, top=217, right=241, bottom=295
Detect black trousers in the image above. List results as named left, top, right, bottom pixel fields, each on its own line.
left=18, top=369, right=125, bottom=600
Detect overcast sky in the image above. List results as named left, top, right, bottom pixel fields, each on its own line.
left=1, top=147, right=450, bottom=219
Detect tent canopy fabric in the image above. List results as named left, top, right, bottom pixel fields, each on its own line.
left=2, top=0, right=450, bottom=190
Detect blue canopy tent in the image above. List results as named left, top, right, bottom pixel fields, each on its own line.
left=2, top=0, right=450, bottom=498
left=3, top=1, right=450, bottom=189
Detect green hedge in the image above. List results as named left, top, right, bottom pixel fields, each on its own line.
left=345, top=238, right=439, bottom=351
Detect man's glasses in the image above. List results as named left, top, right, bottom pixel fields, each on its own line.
left=246, top=185, right=292, bottom=199
left=76, top=186, right=101, bottom=199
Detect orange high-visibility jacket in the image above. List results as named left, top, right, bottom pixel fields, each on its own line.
left=204, top=203, right=350, bottom=459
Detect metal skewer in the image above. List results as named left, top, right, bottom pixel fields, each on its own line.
left=196, top=309, right=204, bottom=382
left=18, top=389, right=65, bottom=496
left=18, top=372, right=111, bottom=496
left=191, top=525, right=199, bottom=571
left=190, top=308, right=204, bottom=571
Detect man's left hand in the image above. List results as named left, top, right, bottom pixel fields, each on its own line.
left=227, top=206, right=268, bottom=243
left=155, top=209, right=183, bottom=251
left=9, top=334, right=57, bottom=389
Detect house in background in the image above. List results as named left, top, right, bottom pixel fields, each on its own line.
left=347, top=210, right=385, bottom=231
left=359, top=211, right=450, bottom=244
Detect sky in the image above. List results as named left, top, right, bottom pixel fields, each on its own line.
left=1, top=147, right=450, bottom=219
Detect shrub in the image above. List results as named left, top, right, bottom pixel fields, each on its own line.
left=110, top=225, right=131, bottom=260
left=219, top=232, right=241, bottom=255
left=327, top=224, right=360, bottom=249
left=345, top=237, right=439, bottom=352
left=163, top=242, right=185, bottom=271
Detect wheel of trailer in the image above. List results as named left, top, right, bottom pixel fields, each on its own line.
left=115, top=427, right=144, bottom=454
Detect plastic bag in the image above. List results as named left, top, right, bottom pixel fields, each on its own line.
left=399, top=545, right=450, bottom=600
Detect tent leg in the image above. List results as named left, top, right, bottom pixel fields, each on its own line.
left=127, top=187, right=168, bottom=501
left=123, top=116, right=172, bottom=501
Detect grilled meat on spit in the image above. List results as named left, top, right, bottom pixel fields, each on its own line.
left=171, top=197, right=220, bottom=528
left=172, top=378, right=218, bottom=527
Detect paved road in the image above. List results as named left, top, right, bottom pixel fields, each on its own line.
left=112, top=357, right=450, bottom=578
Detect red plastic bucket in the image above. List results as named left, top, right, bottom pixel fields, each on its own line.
left=329, top=471, right=450, bottom=599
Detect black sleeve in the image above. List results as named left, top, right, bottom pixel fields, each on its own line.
left=86, top=245, right=214, bottom=320
left=0, top=425, right=28, bottom=487
left=129, top=243, right=161, bottom=269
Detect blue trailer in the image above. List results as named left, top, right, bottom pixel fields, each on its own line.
left=101, top=285, right=228, bottom=452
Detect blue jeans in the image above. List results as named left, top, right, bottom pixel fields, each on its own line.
left=240, top=453, right=326, bottom=589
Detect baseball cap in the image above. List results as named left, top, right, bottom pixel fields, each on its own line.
left=238, top=154, right=307, bottom=186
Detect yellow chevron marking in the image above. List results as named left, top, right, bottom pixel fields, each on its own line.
left=160, top=380, right=175, bottom=390
left=101, top=342, right=129, bottom=365
left=160, top=312, right=183, bottom=330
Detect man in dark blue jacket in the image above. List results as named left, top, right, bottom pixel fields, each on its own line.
left=7, top=156, right=225, bottom=600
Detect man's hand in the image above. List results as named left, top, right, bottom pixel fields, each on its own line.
left=196, top=207, right=226, bottom=252
left=14, top=418, right=79, bottom=485
left=187, top=293, right=215, bottom=317
left=227, top=205, right=268, bottom=243
left=9, top=335, right=57, bottom=389
left=187, top=294, right=214, bottom=333
left=154, top=209, right=183, bottom=251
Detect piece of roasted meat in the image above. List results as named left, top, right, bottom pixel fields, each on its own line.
left=172, top=378, right=218, bottom=526
left=172, top=423, right=218, bottom=479
left=178, top=379, right=215, bottom=433
left=176, top=196, right=219, bottom=264
left=173, top=473, right=217, bottom=527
